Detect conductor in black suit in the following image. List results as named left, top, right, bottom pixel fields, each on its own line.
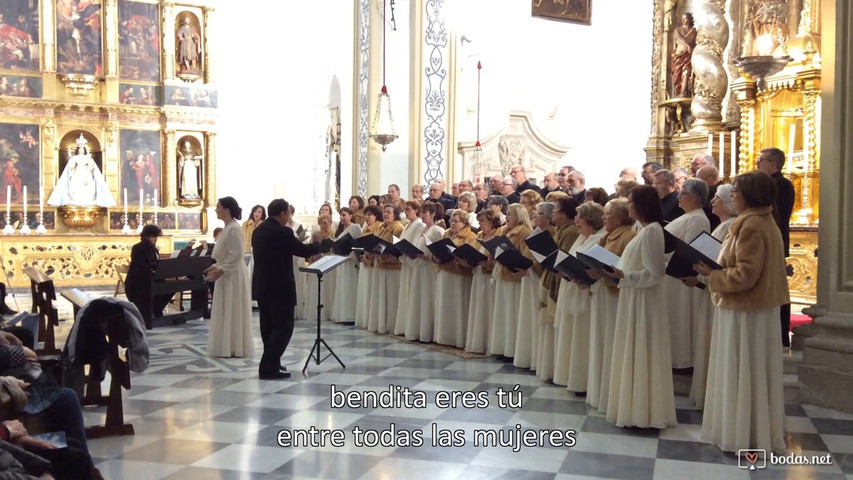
left=252, top=199, right=322, bottom=379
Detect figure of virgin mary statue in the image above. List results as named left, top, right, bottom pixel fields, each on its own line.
left=48, top=134, right=116, bottom=207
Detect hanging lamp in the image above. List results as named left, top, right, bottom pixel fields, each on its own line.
left=472, top=61, right=485, bottom=183
left=370, top=0, right=398, bottom=151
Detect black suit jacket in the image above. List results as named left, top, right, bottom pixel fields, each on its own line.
left=505, top=192, right=521, bottom=205
left=516, top=180, right=535, bottom=195
left=772, top=171, right=795, bottom=256
left=660, top=191, right=684, bottom=223
left=125, top=241, right=158, bottom=301
left=251, top=219, right=321, bottom=306
left=572, top=190, right=586, bottom=204
left=703, top=182, right=721, bottom=231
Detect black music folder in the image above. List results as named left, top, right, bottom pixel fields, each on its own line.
left=394, top=238, right=424, bottom=259
left=332, top=233, right=354, bottom=256
left=540, top=250, right=560, bottom=273
left=452, top=243, right=488, bottom=267
left=666, top=255, right=707, bottom=289
left=495, top=245, right=533, bottom=272
left=477, top=235, right=513, bottom=256
left=676, top=231, right=723, bottom=269
left=352, top=234, right=382, bottom=252
left=553, top=251, right=595, bottom=287
left=427, top=238, right=457, bottom=264
left=525, top=228, right=559, bottom=263
left=372, top=237, right=404, bottom=258
left=317, top=237, right=335, bottom=253
left=576, top=245, right=620, bottom=275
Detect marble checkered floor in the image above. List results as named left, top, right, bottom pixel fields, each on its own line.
left=12, top=290, right=853, bottom=479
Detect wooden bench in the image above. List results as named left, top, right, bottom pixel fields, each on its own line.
left=59, top=289, right=135, bottom=439
left=22, top=267, right=60, bottom=355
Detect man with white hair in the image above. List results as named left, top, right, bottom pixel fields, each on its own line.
left=696, top=165, right=721, bottom=230
left=567, top=170, right=586, bottom=203
left=672, top=167, right=689, bottom=193
left=510, top=165, right=536, bottom=195
left=619, top=167, right=638, bottom=181
left=690, top=153, right=715, bottom=176
left=641, top=161, right=663, bottom=185
left=388, top=184, right=401, bottom=202
left=653, top=169, right=683, bottom=222
left=459, top=179, right=474, bottom=192
left=488, top=173, right=503, bottom=195
left=451, top=182, right=461, bottom=197
left=435, top=177, right=457, bottom=209
left=540, top=172, right=560, bottom=196
left=501, top=176, right=520, bottom=204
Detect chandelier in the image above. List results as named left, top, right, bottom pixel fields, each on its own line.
left=370, top=0, right=398, bottom=151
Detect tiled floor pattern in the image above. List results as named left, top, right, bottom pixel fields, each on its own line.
left=10, top=289, right=853, bottom=479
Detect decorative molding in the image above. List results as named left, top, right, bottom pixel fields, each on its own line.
left=650, top=0, right=662, bottom=116
left=423, top=0, right=447, bottom=186
left=357, top=0, right=370, bottom=197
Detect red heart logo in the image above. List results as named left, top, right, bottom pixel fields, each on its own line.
left=745, top=452, right=758, bottom=464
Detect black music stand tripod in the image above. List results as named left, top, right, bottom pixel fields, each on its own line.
left=299, top=255, right=350, bottom=374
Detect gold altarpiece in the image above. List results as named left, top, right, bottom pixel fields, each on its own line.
left=647, top=0, right=822, bottom=304
left=0, top=0, right=217, bottom=288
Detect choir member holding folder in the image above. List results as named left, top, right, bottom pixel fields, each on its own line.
left=587, top=198, right=636, bottom=412
left=434, top=210, right=478, bottom=347
left=696, top=171, right=788, bottom=454
left=515, top=207, right=552, bottom=369
left=394, top=201, right=426, bottom=334
left=368, top=205, right=404, bottom=333
left=330, top=207, right=363, bottom=324
left=306, top=214, right=337, bottom=322
left=538, top=195, right=579, bottom=380
left=662, top=179, right=710, bottom=370
left=528, top=202, right=557, bottom=374
left=489, top=204, right=533, bottom=360
left=465, top=209, right=501, bottom=353
left=405, top=201, right=445, bottom=341
left=604, top=185, right=676, bottom=429
left=555, top=202, right=607, bottom=392
left=355, top=205, right=383, bottom=329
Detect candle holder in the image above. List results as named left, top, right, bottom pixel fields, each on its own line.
left=136, top=223, right=143, bottom=234
left=19, top=211, right=30, bottom=235
left=36, top=222, right=46, bottom=235
left=2, top=214, right=14, bottom=235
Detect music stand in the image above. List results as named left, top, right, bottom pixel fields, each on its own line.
left=299, top=255, right=350, bottom=373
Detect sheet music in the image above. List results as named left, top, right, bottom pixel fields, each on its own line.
left=496, top=246, right=506, bottom=258
left=393, top=235, right=401, bottom=243
left=690, top=232, right=722, bottom=263
left=555, top=250, right=569, bottom=265
left=307, top=255, right=350, bottom=272
left=531, top=251, right=547, bottom=263
left=526, top=227, right=543, bottom=240
left=581, top=244, right=621, bottom=267
left=424, top=234, right=434, bottom=246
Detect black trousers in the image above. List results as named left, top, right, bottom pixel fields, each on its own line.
left=258, top=298, right=295, bottom=374
left=780, top=303, right=791, bottom=347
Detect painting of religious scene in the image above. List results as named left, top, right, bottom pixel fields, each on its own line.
left=118, top=83, right=161, bottom=105
left=532, top=0, right=591, bottom=25
left=109, top=211, right=174, bottom=230
left=118, top=1, right=160, bottom=81
left=175, top=11, right=202, bottom=78
left=56, top=0, right=103, bottom=76
left=0, top=210, right=54, bottom=229
left=177, top=212, right=200, bottom=230
left=0, top=123, right=39, bottom=208
left=165, top=84, right=216, bottom=108
left=0, top=1, right=39, bottom=72
left=0, top=75, right=41, bottom=98
left=119, top=129, right=160, bottom=206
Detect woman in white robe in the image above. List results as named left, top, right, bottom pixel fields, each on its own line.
left=433, top=210, right=478, bottom=348
left=305, top=213, right=336, bottom=322
left=465, top=209, right=500, bottom=353
left=394, top=201, right=426, bottom=334
left=330, top=208, right=363, bottom=323
left=367, top=205, right=404, bottom=334
left=604, top=185, right=677, bottom=429
left=555, top=202, right=607, bottom=392
left=514, top=199, right=548, bottom=370
left=663, top=179, right=711, bottom=369
left=697, top=171, right=787, bottom=453
left=354, top=205, right=383, bottom=329
left=206, top=197, right=254, bottom=358
left=489, top=204, right=532, bottom=358
left=286, top=210, right=309, bottom=319
left=587, top=199, right=636, bottom=411
left=405, top=201, right=445, bottom=342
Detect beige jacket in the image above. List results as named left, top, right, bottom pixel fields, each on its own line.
left=709, top=206, right=790, bottom=310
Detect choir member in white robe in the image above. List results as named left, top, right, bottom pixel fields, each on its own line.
left=330, top=208, right=363, bottom=323
left=697, top=171, right=787, bottom=453
left=555, top=202, right=607, bottom=392
left=434, top=210, right=478, bottom=348
left=286, top=210, right=308, bottom=320
left=354, top=205, right=383, bottom=329
left=305, top=213, right=336, bottom=322
left=605, top=185, right=677, bottom=429
left=489, top=204, right=532, bottom=358
left=684, top=184, right=737, bottom=408
left=405, top=201, right=445, bottom=341
left=586, top=199, right=636, bottom=411
left=513, top=196, right=547, bottom=369
left=368, top=205, right=404, bottom=334
left=394, top=201, right=426, bottom=334
left=465, top=209, right=500, bottom=353
left=663, top=179, right=711, bottom=368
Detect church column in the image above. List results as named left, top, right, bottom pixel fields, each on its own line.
left=41, top=0, right=55, bottom=73
left=797, top=0, right=853, bottom=413
left=352, top=0, right=371, bottom=197
left=163, top=2, right=176, bottom=80
left=203, top=7, right=215, bottom=84
left=731, top=77, right=756, bottom=174
left=204, top=131, right=217, bottom=208
left=164, top=130, right=177, bottom=206
left=690, top=0, right=730, bottom=131
left=104, top=0, right=119, bottom=78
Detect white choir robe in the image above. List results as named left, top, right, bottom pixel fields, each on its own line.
left=587, top=280, right=619, bottom=412
left=394, top=219, right=426, bottom=334
left=404, top=224, right=445, bottom=341
left=465, top=250, right=494, bottom=353
left=513, top=269, right=541, bottom=369
left=490, top=275, right=522, bottom=357
left=330, top=224, right=363, bottom=323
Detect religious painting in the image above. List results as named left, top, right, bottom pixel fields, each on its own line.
left=174, top=11, right=202, bottom=79
left=155, top=212, right=176, bottom=229
left=0, top=122, right=40, bottom=207
left=118, top=83, right=161, bottom=105
left=531, top=0, right=592, bottom=25
left=0, top=75, right=41, bottom=98
left=0, top=1, right=39, bottom=72
left=0, top=210, right=53, bottom=229
left=119, top=129, right=161, bottom=206
left=177, top=212, right=200, bottom=230
left=164, top=84, right=216, bottom=108
left=118, top=1, right=160, bottom=81
left=56, top=0, right=103, bottom=76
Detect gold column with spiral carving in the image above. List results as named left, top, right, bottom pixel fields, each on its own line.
left=732, top=77, right=756, bottom=175
left=690, top=0, right=729, bottom=131
left=204, top=132, right=216, bottom=208
left=203, top=7, right=214, bottom=84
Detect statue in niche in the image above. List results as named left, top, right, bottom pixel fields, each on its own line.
left=748, top=1, right=789, bottom=55
left=671, top=12, right=696, bottom=99
left=176, top=16, right=201, bottom=75
left=48, top=134, right=116, bottom=207
left=177, top=139, right=202, bottom=199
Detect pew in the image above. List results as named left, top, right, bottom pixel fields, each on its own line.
left=59, top=289, right=135, bottom=438
left=23, top=267, right=60, bottom=355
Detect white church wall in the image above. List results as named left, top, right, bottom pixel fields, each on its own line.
left=377, top=0, right=411, bottom=196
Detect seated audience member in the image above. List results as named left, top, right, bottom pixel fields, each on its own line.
left=696, top=171, right=788, bottom=454
left=0, top=283, right=16, bottom=316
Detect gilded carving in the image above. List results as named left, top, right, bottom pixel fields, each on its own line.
left=690, top=1, right=729, bottom=130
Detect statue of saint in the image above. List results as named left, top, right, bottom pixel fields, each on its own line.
left=178, top=140, right=202, bottom=199
left=48, top=134, right=116, bottom=207
left=176, top=17, right=201, bottom=74
left=671, top=13, right=697, bottom=99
